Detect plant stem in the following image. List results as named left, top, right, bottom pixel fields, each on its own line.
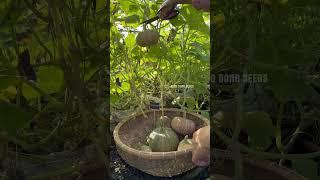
left=213, top=126, right=320, bottom=160
left=276, top=102, right=285, bottom=158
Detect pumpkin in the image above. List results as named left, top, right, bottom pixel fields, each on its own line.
left=138, top=144, right=152, bottom=152
left=146, top=127, right=179, bottom=152
left=171, top=116, right=196, bottom=135
left=177, top=135, right=193, bottom=151
left=155, top=115, right=171, bottom=128
left=136, top=30, right=160, bottom=47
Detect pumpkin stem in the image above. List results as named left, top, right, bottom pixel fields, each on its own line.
left=159, top=78, right=165, bottom=128
left=143, top=23, right=147, bottom=31
left=184, top=135, right=188, bottom=140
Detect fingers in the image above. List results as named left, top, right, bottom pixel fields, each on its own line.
left=175, top=0, right=192, bottom=4
left=192, top=126, right=210, bottom=166
left=192, top=0, right=210, bottom=12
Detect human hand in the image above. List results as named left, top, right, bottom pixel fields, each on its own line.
left=192, top=0, right=210, bottom=12
left=192, top=125, right=210, bottom=166
left=151, top=0, right=208, bottom=24
left=157, top=0, right=180, bottom=20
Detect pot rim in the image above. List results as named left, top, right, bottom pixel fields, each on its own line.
left=113, top=108, right=210, bottom=159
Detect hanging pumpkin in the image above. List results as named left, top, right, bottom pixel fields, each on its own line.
left=146, top=127, right=179, bottom=152
left=171, top=116, right=196, bottom=135
left=177, top=135, right=193, bottom=151
left=136, top=30, right=160, bottom=47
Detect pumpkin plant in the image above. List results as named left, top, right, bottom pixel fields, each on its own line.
left=110, top=0, right=210, bottom=113
left=147, top=78, right=180, bottom=152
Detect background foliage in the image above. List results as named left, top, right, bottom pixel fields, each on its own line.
left=110, top=0, right=210, bottom=114
left=0, top=0, right=108, bottom=160
left=212, top=1, right=320, bottom=179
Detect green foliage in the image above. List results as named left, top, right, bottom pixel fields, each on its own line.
left=242, top=111, right=276, bottom=150
left=111, top=0, right=210, bottom=110
left=0, top=101, right=33, bottom=135
left=213, top=0, right=320, bottom=149
left=22, top=66, right=64, bottom=99
left=0, top=0, right=109, bottom=154
left=292, top=159, right=319, bottom=180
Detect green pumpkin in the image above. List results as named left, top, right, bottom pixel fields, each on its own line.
left=138, top=144, right=152, bottom=152
left=147, top=127, right=179, bottom=152
left=177, top=135, right=193, bottom=151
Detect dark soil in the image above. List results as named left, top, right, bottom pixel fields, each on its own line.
left=110, top=138, right=209, bottom=180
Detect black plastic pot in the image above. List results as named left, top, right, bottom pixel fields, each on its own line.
left=212, top=149, right=307, bottom=180
left=8, top=145, right=106, bottom=180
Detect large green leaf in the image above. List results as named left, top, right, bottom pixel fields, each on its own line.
left=242, top=111, right=276, bottom=150
left=125, top=33, right=136, bottom=48
left=22, top=66, right=64, bottom=99
left=0, top=101, right=33, bottom=135
left=251, top=63, right=312, bottom=101
left=292, top=159, right=319, bottom=180
left=170, top=15, right=186, bottom=27
left=267, top=69, right=311, bottom=101
left=22, top=83, right=39, bottom=99
left=0, top=68, right=18, bottom=91
left=180, top=6, right=209, bottom=35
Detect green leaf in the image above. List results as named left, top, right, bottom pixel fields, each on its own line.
left=180, top=6, right=209, bottom=35
left=0, top=76, right=17, bottom=91
left=1, top=86, right=17, bottom=100
left=185, top=96, right=196, bottom=109
left=289, top=0, right=320, bottom=6
left=37, top=66, right=64, bottom=94
left=212, top=13, right=225, bottom=28
left=129, top=4, right=139, bottom=11
left=124, top=15, right=140, bottom=23
left=200, top=111, right=210, bottom=119
left=147, top=44, right=162, bottom=57
left=22, top=66, right=64, bottom=100
left=125, top=33, right=136, bottom=48
left=110, top=94, right=119, bottom=104
left=22, top=83, right=39, bottom=99
left=292, top=159, right=319, bottom=180
left=0, top=101, right=33, bottom=136
left=169, top=15, right=185, bottom=27
left=212, top=111, right=235, bottom=129
left=267, top=70, right=311, bottom=101
left=242, top=111, right=276, bottom=150
left=252, top=63, right=312, bottom=101
left=0, top=69, right=18, bottom=91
